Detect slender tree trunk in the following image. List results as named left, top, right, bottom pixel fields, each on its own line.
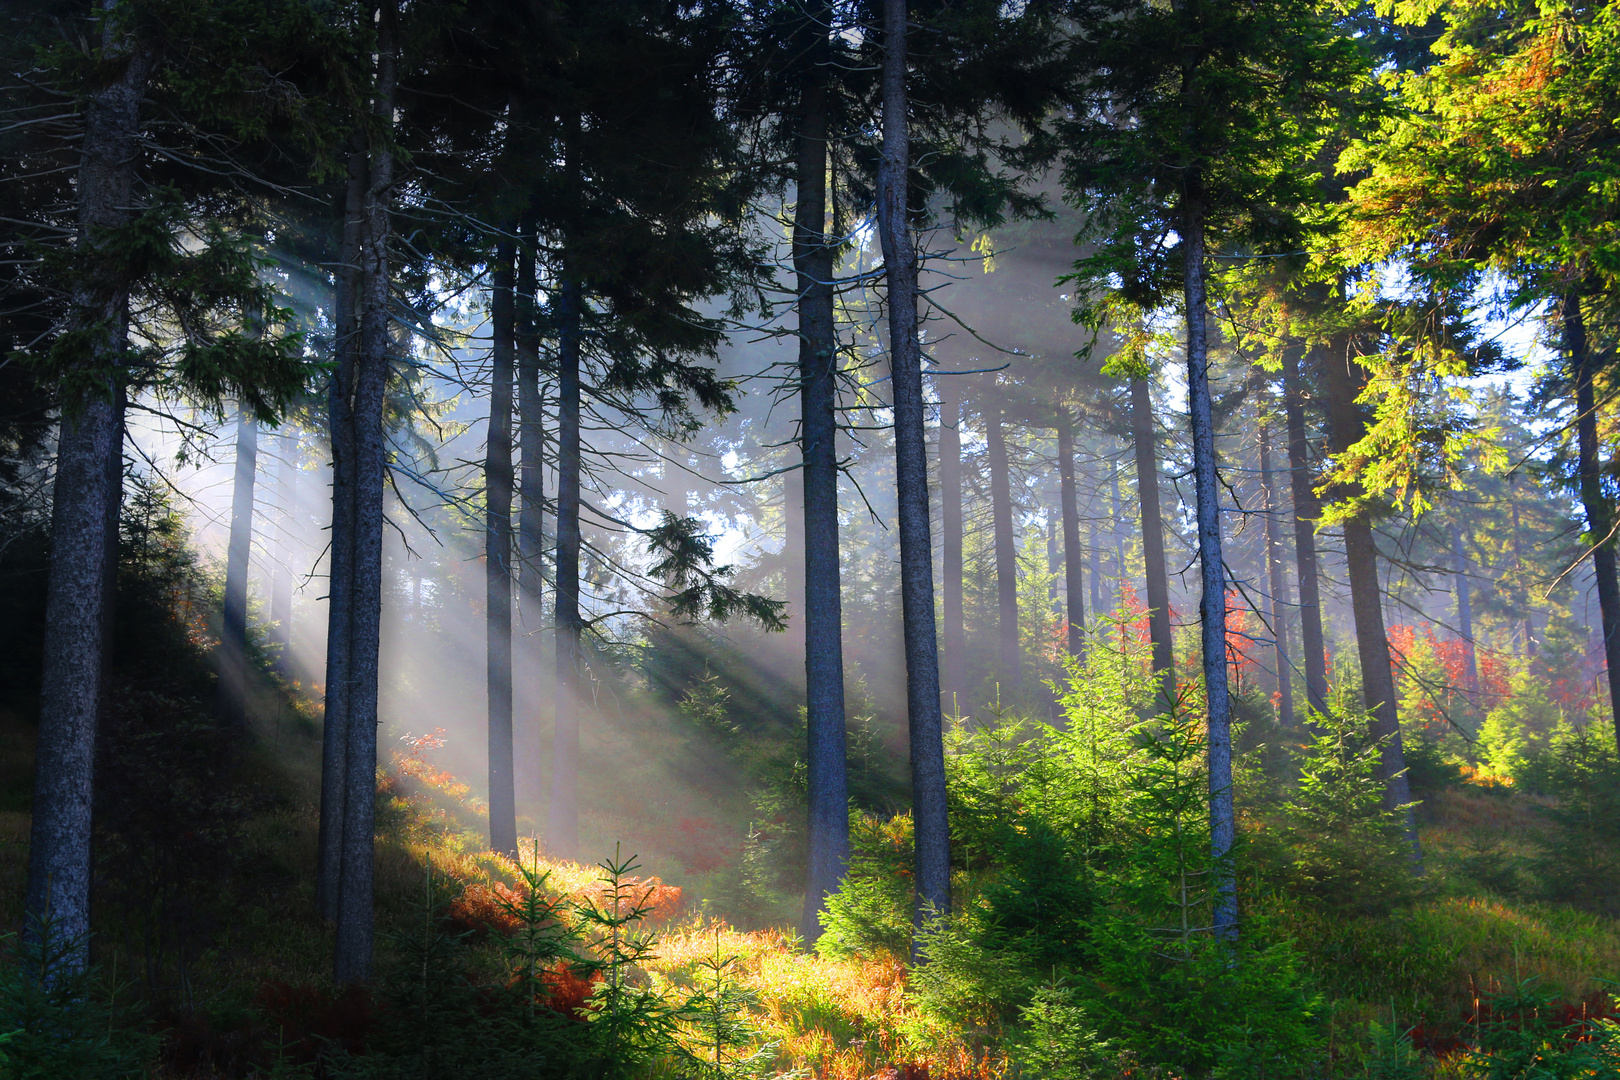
left=794, top=17, right=851, bottom=944
left=25, top=26, right=155, bottom=972
left=220, top=406, right=258, bottom=730
left=1450, top=521, right=1477, bottom=691
left=1046, top=508, right=1058, bottom=606
left=1320, top=333, right=1421, bottom=866
left=1111, top=468, right=1125, bottom=578
left=270, top=435, right=294, bottom=675
left=877, top=0, right=950, bottom=939
left=317, top=146, right=366, bottom=923
left=1057, top=412, right=1085, bottom=658
left=1130, top=379, right=1174, bottom=697
left=548, top=266, right=583, bottom=861
left=1260, top=419, right=1295, bottom=729
left=939, top=376, right=966, bottom=708
left=486, top=237, right=517, bottom=858
left=1180, top=186, right=1237, bottom=941
left=515, top=221, right=546, bottom=816
left=783, top=468, right=806, bottom=643
left=1511, top=498, right=1532, bottom=657
left=334, top=1, right=396, bottom=982
left=986, top=398, right=1019, bottom=687
left=1087, top=472, right=1102, bottom=616
left=1567, top=292, right=1620, bottom=753
left=1282, top=345, right=1329, bottom=715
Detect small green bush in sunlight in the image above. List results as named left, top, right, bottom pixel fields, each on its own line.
left=1525, top=724, right=1620, bottom=916
left=1005, top=983, right=1109, bottom=1080
left=816, top=813, right=914, bottom=962
left=1268, top=694, right=1424, bottom=918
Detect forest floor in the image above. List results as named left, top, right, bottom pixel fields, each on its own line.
left=2, top=690, right=1618, bottom=1079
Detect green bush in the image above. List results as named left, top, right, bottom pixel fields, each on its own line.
left=1525, top=726, right=1620, bottom=916
left=1005, top=983, right=1110, bottom=1080
left=1268, top=694, right=1424, bottom=918
left=0, top=922, right=155, bottom=1080
left=816, top=812, right=914, bottom=961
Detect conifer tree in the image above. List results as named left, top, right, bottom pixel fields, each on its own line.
left=1063, top=0, right=1366, bottom=936
left=17, top=0, right=318, bottom=976
left=1343, top=0, right=1620, bottom=752
left=876, top=0, right=952, bottom=934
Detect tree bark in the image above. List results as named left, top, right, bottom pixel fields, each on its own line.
left=1180, top=186, right=1237, bottom=941
left=25, top=22, right=155, bottom=972
left=1567, top=292, right=1620, bottom=754
left=1449, top=521, right=1477, bottom=691
left=548, top=267, right=583, bottom=861
left=1057, top=411, right=1085, bottom=658
left=1282, top=345, right=1329, bottom=715
left=986, top=397, right=1019, bottom=688
left=1320, top=334, right=1421, bottom=866
left=486, top=237, right=517, bottom=859
left=939, top=376, right=966, bottom=708
left=877, top=0, right=950, bottom=940
left=515, top=221, right=546, bottom=816
left=317, top=146, right=367, bottom=923
left=1130, top=378, right=1174, bottom=698
left=794, top=14, right=851, bottom=944
left=334, top=0, right=396, bottom=982
left=1259, top=418, right=1295, bottom=729
left=220, top=405, right=258, bottom=730
left=270, top=433, right=295, bottom=675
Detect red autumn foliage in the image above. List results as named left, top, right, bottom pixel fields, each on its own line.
left=534, top=961, right=604, bottom=1020
left=867, top=1066, right=929, bottom=1080
left=1406, top=986, right=1619, bottom=1060
left=1117, top=584, right=1152, bottom=651
left=1225, top=592, right=1261, bottom=686
left=446, top=881, right=530, bottom=937
left=577, top=876, right=684, bottom=926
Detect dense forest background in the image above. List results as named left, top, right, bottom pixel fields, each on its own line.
left=3, top=0, right=1620, bottom=1076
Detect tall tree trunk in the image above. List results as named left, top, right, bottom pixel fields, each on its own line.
left=1057, top=411, right=1085, bottom=658
left=794, top=16, right=851, bottom=944
left=270, top=434, right=295, bottom=675
left=26, top=25, right=155, bottom=972
left=986, top=398, right=1019, bottom=688
left=220, top=405, right=258, bottom=729
left=1180, top=185, right=1237, bottom=941
left=1260, top=418, right=1295, bottom=729
left=334, top=0, right=396, bottom=982
left=1567, top=292, right=1620, bottom=754
left=1449, top=521, right=1477, bottom=691
left=1130, top=379, right=1174, bottom=697
left=515, top=221, right=546, bottom=816
left=317, top=146, right=367, bottom=923
left=1046, top=508, right=1058, bottom=605
left=548, top=267, right=583, bottom=861
left=877, top=0, right=950, bottom=939
left=1087, top=470, right=1102, bottom=616
left=939, top=376, right=966, bottom=708
left=783, top=467, right=806, bottom=645
left=486, top=237, right=517, bottom=858
left=1282, top=345, right=1329, bottom=715
left=1320, top=333, right=1421, bottom=866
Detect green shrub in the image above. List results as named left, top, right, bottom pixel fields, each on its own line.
left=1525, top=726, right=1620, bottom=916
left=0, top=921, right=155, bottom=1080
left=1005, top=983, right=1110, bottom=1080
left=1460, top=977, right=1620, bottom=1078
left=816, top=813, right=914, bottom=961
left=1269, top=694, right=1423, bottom=918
